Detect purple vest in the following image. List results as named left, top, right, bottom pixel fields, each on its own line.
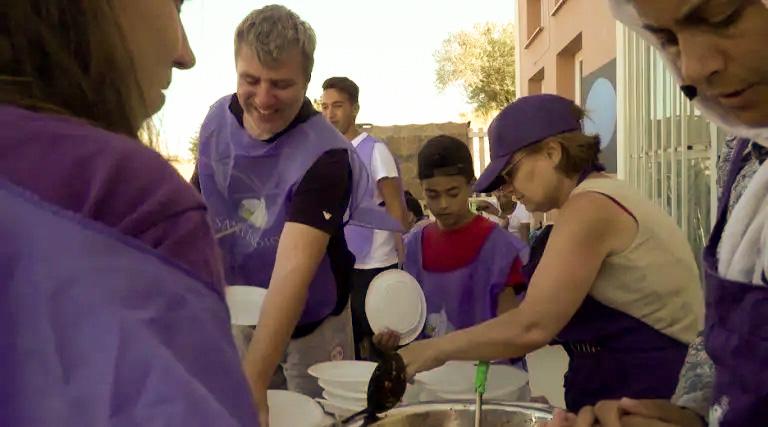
left=404, top=222, right=528, bottom=336
left=525, top=212, right=688, bottom=410
left=344, top=134, right=384, bottom=263
left=555, top=296, right=688, bottom=411
left=0, top=179, right=257, bottom=427
left=198, top=96, right=401, bottom=326
left=703, top=139, right=768, bottom=426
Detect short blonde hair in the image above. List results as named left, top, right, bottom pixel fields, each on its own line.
left=234, top=5, right=316, bottom=82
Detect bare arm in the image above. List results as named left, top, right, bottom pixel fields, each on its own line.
left=497, top=288, right=520, bottom=314
left=401, top=192, right=637, bottom=369
left=243, top=222, right=329, bottom=406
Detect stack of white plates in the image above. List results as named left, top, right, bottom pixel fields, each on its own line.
left=308, top=360, right=375, bottom=416
left=365, top=270, right=426, bottom=345
left=414, top=361, right=529, bottom=401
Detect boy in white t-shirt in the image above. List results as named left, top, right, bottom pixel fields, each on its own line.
left=321, top=77, right=409, bottom=360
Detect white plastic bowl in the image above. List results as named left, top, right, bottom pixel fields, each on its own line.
left=318, top=380, right=367, bottom=399
left=322, top=390, right=367, bottom=409
left=415, top=361, right=528, bottom=396
left=225, top=286, right=267, bottom=325
left=308, top=360, right=376, bottom=393
left=267, top=390, right=325, bottom=427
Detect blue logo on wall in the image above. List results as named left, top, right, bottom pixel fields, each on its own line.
left=583, top=78, right=617, bottom=148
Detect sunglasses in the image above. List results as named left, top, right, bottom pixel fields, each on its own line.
left=499, top=151, right=531, bottom=199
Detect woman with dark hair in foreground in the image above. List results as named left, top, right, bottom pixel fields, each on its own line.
left=0, top=1, right=257, bottom=425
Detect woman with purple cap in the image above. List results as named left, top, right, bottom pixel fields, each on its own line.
left=546, top=1, right=768, bottom=426
left=399, top=94, right=704, bottom=412
left=0, top=1, right=258, bottom=426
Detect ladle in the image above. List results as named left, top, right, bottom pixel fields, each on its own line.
left=340, top=352, right=407, bottom=425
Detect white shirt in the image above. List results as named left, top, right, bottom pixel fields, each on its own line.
left=507, top=203, right=531, bottom=241
left=479, top=212, right=505, bottom=227
left=473, top=196, right=505, bottom=227
left=351, top=132, right=400, bottom=269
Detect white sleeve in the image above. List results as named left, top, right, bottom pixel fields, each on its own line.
left=512, top=204, right=531, bottom=223
left=370, top=143, right=400, bottom=182
left=480, top=212, right=505, bottom=226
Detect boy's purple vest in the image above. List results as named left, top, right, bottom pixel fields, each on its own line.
left=198, top=96, right=401, bottom=327
left=703, top=139, right=768, bottom=426
left=344, top=134, right=400, bottom=263
left=404, top=221, right=528, bottom=337
left=0, top=178, right=258, bottom=427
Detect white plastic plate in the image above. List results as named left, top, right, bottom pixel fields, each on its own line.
left=365, top=270, right=426, bottom=345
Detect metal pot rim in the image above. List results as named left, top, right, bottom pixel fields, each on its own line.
left=340, top=400, right=553, bottom=426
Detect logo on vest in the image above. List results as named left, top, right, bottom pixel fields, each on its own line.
left=330, top=344, right=344, bottom=361
left=239, top=198, right=268, bottom=229
left=424, top=307, right=454, bottom=338
left=323, top=211, right=332, bottom=220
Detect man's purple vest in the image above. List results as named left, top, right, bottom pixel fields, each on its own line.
left=344, top=134, right=400, bottom=263
left=198, top=96, right=401, bottom=326
left=703, top=139, right=768, bottom=426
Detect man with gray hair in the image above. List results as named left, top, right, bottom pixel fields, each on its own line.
left=194, top=5, right=400, bottom=424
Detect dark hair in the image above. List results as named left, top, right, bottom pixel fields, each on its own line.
left=417, top=134, right=475, bottom=182
left=322, top=76, right=359, bottom=105
left=0, top=0, right=148, bottom=137
left=519, top=105, right=602, bottom=177
left=404, top=190, right=425, bottom=220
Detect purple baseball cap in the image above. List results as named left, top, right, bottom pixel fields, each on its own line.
left=474, top=94, right=582, bottom=193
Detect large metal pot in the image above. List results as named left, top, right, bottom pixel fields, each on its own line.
left=339, top=401, right=552, bottom=427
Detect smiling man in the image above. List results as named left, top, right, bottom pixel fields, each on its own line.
left=194, top=5, right=400, bottom=426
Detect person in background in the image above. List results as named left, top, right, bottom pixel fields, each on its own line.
left=321, top=76, right=409, bottom=360
left=404, top=190, right=428, bottom=230
left=399, top=95, right=704, bottom=413
left=548, top=1, right=768, bottom=426
left=194, top=6, right=400, bottom=425
left=475, top=193, right=532, bottom=244
left=474, top=196, right=507, bottom=227
left=0, top=0, right=257, bottom=425
left=501, top=192, right=532, bottom=244
left=374, top=135, right=528, bottom=362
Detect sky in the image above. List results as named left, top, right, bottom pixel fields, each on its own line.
left=154, top=0, right=517, bottom=159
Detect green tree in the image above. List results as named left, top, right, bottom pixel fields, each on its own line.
left=434, top=22, right=516, bottom=116
left=188, top=132, right=200, bottom=159
left=312, top=97, right=323, bottom=111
